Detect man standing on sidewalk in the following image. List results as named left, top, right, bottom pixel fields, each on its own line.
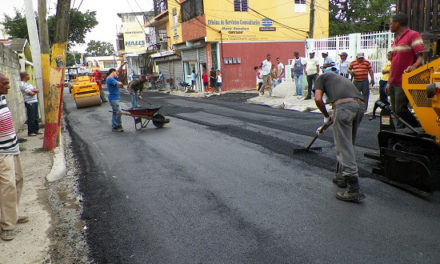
left=261, top=54, right=273, bottom=96
left=348, top=52, right=374, bottom=111
left=304, top=51, right=320, bottom=100
left=107, top=68, right=125, bottom=132
left=291, top=51, right=305, bottom=97
left=314, top=72, right=366, bottom=202
left=0, top=73, right=28, bottom=241
left=387, top=13, right=424, bottom=128
left=19, top=72, right=40, bottom=136
left=276, top=57, right=285, bottom=85
left=336, top=52, right=350, bottom=78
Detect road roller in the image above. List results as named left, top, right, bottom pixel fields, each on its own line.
left=71, top=75, right=102, bottom=108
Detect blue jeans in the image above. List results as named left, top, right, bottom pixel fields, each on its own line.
left=131, top=94, right=138, bottom=108
left=379, top=80, right=389, bottom=105
left=294, top=73, right=303, bottom=96
left=25, top=102, right=39, bottom=134
left=110, top=100, right=122, bottom=128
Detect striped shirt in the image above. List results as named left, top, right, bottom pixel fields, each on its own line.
left=389, top=29, right=424, bottom=86
left=0, top=95, right=20, bottom=155
left=348, top=59, right=372, bottom=81
left=19, top=81, right=38, bottom=104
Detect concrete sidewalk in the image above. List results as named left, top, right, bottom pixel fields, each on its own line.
left=247, top=79, right=380, bottom=114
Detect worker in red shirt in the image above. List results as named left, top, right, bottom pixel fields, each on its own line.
left=386, top=13, right=424, bottom=128
left=92, top=70, right=107, bottom=103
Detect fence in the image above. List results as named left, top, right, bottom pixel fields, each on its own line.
left=305, top=31, right=394, bottom=84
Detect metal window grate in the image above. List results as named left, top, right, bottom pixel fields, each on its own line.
left=234, top=0, right=248, bottom=12
left=409, top=89, right=432, bottom=107
left=408, top=68, right=432, bottom=84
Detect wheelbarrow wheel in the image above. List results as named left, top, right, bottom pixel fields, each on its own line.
left=153, top=114, right=165, bottom=128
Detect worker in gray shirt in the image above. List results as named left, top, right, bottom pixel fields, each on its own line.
left=314, top=72, right=366, bottom=202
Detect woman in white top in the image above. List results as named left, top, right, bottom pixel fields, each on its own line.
left=216, top=70, right=222, bottom=94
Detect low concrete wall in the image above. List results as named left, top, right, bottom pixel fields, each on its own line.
left=0, top=44, right=26, bottom=130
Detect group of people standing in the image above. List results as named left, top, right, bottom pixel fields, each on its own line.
left=254, top=54, right=285, bottom=96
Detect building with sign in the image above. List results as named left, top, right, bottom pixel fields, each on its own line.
left=117, top=12, right=154, bottom=81
left=166, top=0, right=329, bottom=91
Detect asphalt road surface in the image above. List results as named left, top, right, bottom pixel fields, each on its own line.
left=64, top=88, right=440, bottom=264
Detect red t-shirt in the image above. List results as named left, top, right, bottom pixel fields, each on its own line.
left=202, top=73, right=208, bottom=83
left=389, top=29, right=424, bottom=86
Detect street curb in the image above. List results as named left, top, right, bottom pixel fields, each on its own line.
left=46, top=134, right=67, bottom=182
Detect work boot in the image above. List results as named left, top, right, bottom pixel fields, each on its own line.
left=332, top=175, right=347, bottom=188
left=336, top=176, right=365, bottom=202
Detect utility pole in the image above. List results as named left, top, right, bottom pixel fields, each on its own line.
left=24, top=0, right=45, bottom=122
left=43, top=0, right=71, bottom=150
left=309, top=0, right=315, bottom=38
left=39, top=0, right=50, bottom=125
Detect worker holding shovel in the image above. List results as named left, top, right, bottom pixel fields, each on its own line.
left=314, top=72, right=366, bottom=202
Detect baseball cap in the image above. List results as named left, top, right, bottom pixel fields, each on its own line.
left=339, top=52, right=348, bottom=57
left=356, top=52, right=365, bottom=58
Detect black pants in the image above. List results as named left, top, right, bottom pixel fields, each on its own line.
left=25, top=102, right=39, bottom=134
left=306, top=74, right=317, bottom=98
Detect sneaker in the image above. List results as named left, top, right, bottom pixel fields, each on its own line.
left=28, top=133, right=37, bottom=137
left=112, top=127, right=124, bottom=132
left=336, top=190, right=365, bottom=202
left=1, top=230, right=16, bottom=241
left=17, top=216, right=29, bottom=224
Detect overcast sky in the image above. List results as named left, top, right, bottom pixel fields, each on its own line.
left=2, top=0, right=153, bottom=52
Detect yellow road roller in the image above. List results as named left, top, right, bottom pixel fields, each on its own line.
left=71, top=75, right=102, bottom=108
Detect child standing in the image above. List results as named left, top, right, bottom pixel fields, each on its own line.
left=379, top=52, right=392, bottom=105
left=202, top=70, right=209, bottom=92
left=216, top=70, right=222, bottom=94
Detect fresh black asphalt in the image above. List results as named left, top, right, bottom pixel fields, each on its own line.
left=63, top=88, right=440, bottom=264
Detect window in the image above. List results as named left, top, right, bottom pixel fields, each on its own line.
left=181, top=0, right=204, bottom=22
left=104, top=61, right=117, bottom=68
left=294, top=0, right=306, bottom=13
left=172, top=8, right=178, bottom=24
left=234, top=0, right=248, bottom=12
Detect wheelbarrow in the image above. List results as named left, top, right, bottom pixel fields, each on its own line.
left=111, top=106, right=170, bottom=130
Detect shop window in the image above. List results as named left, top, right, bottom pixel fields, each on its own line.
left=234, top=0, right=248, bottom=12
left=181, top=0, right=204, bottom=22
left=104, top=61, right=117, bottom=68
left=295, top=0, right=306, bottom=13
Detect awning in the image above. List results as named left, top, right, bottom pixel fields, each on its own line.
left=151, top=50, right=176, bottom=58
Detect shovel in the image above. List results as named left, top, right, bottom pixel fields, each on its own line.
left=292, top=122, right=332, bottom=154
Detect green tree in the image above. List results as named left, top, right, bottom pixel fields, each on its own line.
left=66, top=52, right=81, bottom=67
left=1, top=9, right=28, bottom=39
left=85, top=40, right=115, bottom=56
left=1, top=8, right=98, bottom=45
left=329, top=0, right=394, bottom=36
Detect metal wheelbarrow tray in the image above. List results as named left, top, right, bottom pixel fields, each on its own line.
left=117, top=106, right=170, bottom=130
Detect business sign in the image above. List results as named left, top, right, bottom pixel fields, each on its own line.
left=261, top=18, right=273, bottom=27
left=123, top=21, right=147, bottom=54
left=206, top=18, right=283, bottom=41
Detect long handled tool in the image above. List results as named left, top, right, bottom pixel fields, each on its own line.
left=293, top=122, right=332, bottom=154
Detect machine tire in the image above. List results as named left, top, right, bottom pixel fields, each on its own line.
left=153, top=114, right=165, bottom=128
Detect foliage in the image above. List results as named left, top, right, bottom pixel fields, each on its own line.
left=1, top=8, right=98, bottom=45
left=85, top=40, right=115, bottom=56
left=66, top=52, right=81, bottom=67
left=329, top=0, right=394, bottom=36
left=1, top=9, right=29, bottom=39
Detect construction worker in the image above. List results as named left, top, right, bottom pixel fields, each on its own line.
left=314, top=72, right=366, bottom=202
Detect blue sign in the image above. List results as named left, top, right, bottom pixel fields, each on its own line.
left=261, top=18, right=273, bottom=27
